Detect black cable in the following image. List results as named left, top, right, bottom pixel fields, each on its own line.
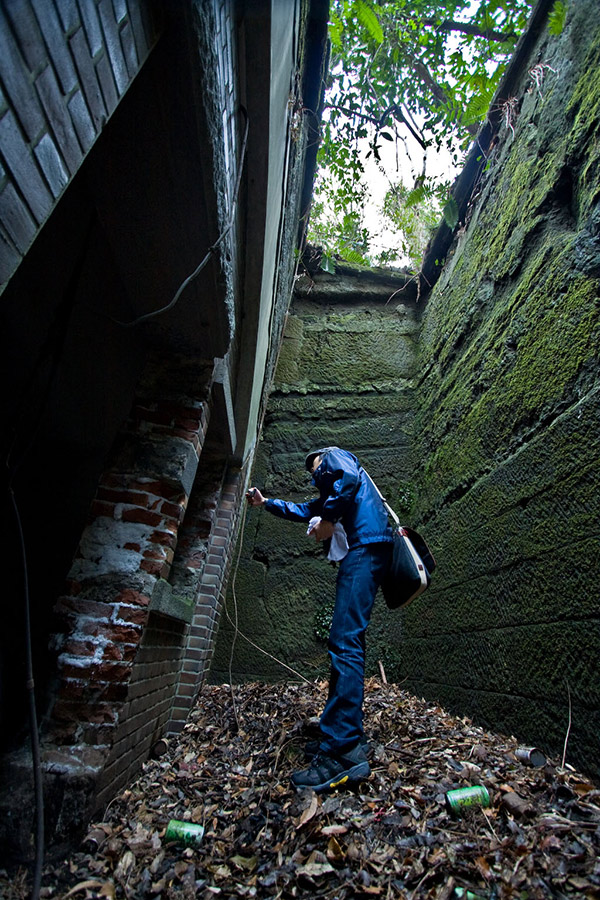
left=9, top=486, right=43, bottom=900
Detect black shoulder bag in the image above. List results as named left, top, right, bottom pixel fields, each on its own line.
left=364, top=470, right=436, bottom=609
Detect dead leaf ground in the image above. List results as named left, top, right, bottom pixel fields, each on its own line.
left=3, top=679, right=599, bottom=899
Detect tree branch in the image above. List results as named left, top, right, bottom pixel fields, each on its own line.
left=421, top=18, right=517, bottom=42
left=325, top=103, right=428, bottom=150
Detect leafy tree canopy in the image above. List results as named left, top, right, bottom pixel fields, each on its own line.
left=308, top=0, right=535, bottom=270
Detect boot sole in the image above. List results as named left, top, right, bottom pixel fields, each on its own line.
left=293, top=761, right=371, bottom=793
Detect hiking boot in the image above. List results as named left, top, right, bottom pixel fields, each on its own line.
left=292, top=743, right=370, bottom=793
left=304, top=733, right=371, bottom=760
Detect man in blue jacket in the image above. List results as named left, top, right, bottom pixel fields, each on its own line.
left=246, top=446, right=393, bottom=792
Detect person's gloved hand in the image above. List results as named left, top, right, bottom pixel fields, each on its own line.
left=246, top=487, right=266, bottom=507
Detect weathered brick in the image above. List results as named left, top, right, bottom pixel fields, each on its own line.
left=97, top=0, right=129, bottom=94
left=92, top=661, right=132, bottom=682
left=122, top=507, right=162, bottom=527
left=116, top=588, right=150, bottom=607
left=142, top=547, right=166, bottom=561
left=0, top=181, right=37, bottom=252
left=35, top=65, right=82, bottom=175
left=121, top=644, right=138, bottom=662
left=58, top=676, right=88, bottom=701
left=150, top=530, right=177, bottom=549
left=0, top=10, right=45, bottom=141
left=119, top=20, right=138, bottom=79
left=161, top=499, right=185, bottom=520
left=69, top=27, right=107, bottom=131
left=97, top=487, right=150, bottom=506
left=0, top=111, right=53, bottom=223
left=173, top=429, right=200, bottom=449
left=96, top=682, right=129, bottom=702
left=30, top=0, right=78, bottom=93
left=140, top=558, right=165, bottom=577
left=102, top=642, right=123, bottom=661
left=55, top=596, right=114, bottom=619
left=81, top=621, right=141, bottom=643
left=80, top=722, right=115, bottom=746
left=62, top=639, right=99, bottom=657
left=116, top=606, right=148, bottom=627
left=96, top=49, right=119, bottom=114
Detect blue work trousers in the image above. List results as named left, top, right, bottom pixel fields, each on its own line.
left=319, top=542, right=392, bottom=755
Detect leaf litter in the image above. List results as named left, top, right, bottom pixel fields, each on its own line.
left=3, top=678, right=599, bottom=899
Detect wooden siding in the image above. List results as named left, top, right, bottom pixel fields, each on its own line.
left=0, top=0, right=161, bottom=292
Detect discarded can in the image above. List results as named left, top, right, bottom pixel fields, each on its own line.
left=151, top=737, right=170, bottom=758
left=500, top=790, right=534, bottom=819
left=514, top=746, right=546, bottom=767
left=165, top=819, right=205, bottom=846
left=445, top=786, right=491, bottom=814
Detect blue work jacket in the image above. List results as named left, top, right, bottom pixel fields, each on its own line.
left=264, top=447, right=394, bottom=549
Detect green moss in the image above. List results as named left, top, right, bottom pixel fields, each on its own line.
left=567, top=32, right=600, bottom=156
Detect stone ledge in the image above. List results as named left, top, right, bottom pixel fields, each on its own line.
left=149, top=579, right=194, bottom=624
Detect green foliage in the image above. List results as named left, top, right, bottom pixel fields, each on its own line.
left=548, top=0, right=567, bottom=35
left=314, top=598, right=335, bottom=642
left=308, top=0, right=534, bottom=268
left=381, top=181, right=441, bottom=268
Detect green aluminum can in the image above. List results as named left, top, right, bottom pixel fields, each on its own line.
left=445, top=785, right=491, bottom=814
left=165, top=819, right=205, bottom=846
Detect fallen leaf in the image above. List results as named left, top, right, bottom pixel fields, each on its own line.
left=114, top=851, right=135, bottom=881
left=326, top=835, right=345, bottom=863
left=295, top=861, right=335, bottom=878
left=475, top=855, right=492, bottom=880
left=63, top=882, right=106, bottom=898
left=296, top=793, right=319, bottom=827
left=230, top=854, right=258, bottom=872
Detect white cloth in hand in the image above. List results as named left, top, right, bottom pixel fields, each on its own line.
left=307, top=517, right=349, bottom=561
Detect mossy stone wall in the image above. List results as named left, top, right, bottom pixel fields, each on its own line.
left=211, top=280, right=420, bottom=683
left=212, top=0, right=600, bottom=778
left=407, top=0, right=600, bottom=777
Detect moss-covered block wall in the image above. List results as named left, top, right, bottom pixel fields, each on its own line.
left=212, top=0, right=599, bottom=779
left=211, top=287, right=420, bottom=682
left=406, top=0, right=600, bottom=777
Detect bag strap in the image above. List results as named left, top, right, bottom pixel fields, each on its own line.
left=362, top=467, right=401, bottom=529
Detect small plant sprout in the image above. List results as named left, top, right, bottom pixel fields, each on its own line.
left=500, top=96, right=520, bottom=138
left=528, top=62, right=557, bottom=100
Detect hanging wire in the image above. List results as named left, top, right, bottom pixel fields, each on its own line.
left=111, top=109, right=249, bottom=329
left=8, top=487, right=44, bottom=900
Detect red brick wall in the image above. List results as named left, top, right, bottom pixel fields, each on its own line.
left=48, top=356, right=213, bottom=753
left=168, top=463, right=249, bottom=733
left=95, top=612, right=187, bottom=811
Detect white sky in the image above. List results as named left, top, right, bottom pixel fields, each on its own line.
left=359, top=131, right=460, bottom=262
